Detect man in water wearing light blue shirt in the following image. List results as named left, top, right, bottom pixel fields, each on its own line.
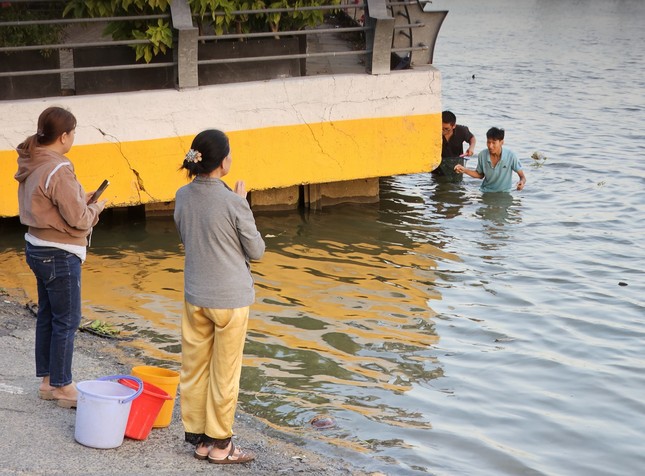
left=454, top=127, right=526, bottom=192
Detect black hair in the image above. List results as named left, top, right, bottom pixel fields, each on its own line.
left=19, top=106, right=77, bottom=154
left=442, top=110, right=456, bottom=125
left=486, top=127, right=505, bottom=141
left=181, top=129, right=230, bottom=178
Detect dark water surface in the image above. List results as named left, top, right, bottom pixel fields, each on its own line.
left=1, top=1, right=644, bottom=474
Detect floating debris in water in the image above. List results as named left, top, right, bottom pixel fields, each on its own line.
left=530, top=151, right=548, bottom=167
left=618, top=282, right=628, bottom=286
left=310, top=415, right=336, bottom=429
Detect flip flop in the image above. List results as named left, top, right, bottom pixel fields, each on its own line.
left=208, top=442, right=255, bottom=465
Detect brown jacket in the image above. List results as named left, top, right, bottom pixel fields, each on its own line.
left=14, top=146, right=104, bottom=246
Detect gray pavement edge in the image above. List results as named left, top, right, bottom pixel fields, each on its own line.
left=0, top=294, right=378, bottom=476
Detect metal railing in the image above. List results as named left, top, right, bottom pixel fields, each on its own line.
left=0, top=0, right=447, bottom=99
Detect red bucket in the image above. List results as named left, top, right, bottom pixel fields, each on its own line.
left=118, top=378, right=172, bottom=440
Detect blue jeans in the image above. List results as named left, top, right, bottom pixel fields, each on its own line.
left=25, top=243, right=82, bottom=387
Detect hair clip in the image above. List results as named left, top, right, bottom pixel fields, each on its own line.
left=185, top=149, right=202, bottom=163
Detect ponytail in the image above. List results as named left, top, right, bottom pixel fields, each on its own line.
left=20, top=106, right=77, bottom=155
left=18, top=134, right=40, bottom=155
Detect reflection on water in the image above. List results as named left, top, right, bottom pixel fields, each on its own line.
left=476, top=194, right=521, bottom=226
left=474, top=194, right=522, bottom=257
left=246, top=205, right=445, bottom=441
left=0, top=197, right=450, bottom=463
left=425, top=180, right=469, bottom=221
left=1, top=0, right=645, bottom=474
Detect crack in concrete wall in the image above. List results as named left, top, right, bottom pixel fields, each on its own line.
left=95, top=127, right=156, bottom=203
left=281, top=80, right=340, bottom=167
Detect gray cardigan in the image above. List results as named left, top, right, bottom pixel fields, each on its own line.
left=174, top=177, right=265, bottom=309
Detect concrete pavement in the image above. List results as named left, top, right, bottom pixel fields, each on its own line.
left=0, top=295, right=371, bottom=475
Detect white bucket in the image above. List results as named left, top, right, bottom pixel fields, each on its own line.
left=74, top=375, right=143, bottom=449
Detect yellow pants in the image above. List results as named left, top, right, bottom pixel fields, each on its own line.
left=180, top=302, right=249, bottom=439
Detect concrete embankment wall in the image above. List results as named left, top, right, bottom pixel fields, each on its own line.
left=0, top=67, right=442, bottom=217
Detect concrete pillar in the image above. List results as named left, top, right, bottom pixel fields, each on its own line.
left=250, top=179, right=380, bottom=211
left=365, top=0, right=395, bottom=74
left=306, top=178, right=379, bottom=208
left=144, top=201, right=175, bottom=217
left=141, top=180, right=379, bottom=215
left=250, top=186, right=300, bottom=212
left=170, top=0, right=198, bottom=89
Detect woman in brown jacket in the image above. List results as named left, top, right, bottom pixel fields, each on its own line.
left=15, top=107, right=107, bottom=408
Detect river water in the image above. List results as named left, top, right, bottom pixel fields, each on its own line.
left=1, top=0, right=644, bottom=474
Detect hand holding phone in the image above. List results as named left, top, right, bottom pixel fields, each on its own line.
left=88, top=179, right=109, bottom=204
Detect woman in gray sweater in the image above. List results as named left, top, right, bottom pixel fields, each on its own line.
left=174, top=129, right=265, bottom=464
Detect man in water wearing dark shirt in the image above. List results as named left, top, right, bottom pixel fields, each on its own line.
left=433, top=110, right=476, bottom=177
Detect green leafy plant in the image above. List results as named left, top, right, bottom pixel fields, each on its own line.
left=0, top=2, right=66, bottom=57
left=63, top=0, right=173, bottom=63
left=62, top=0, right=339, bottom=62
left=83, top=319, right=121, bottom=337
left=189, top=0, right=333, bottom=35
left=131, top=18, right=173, bottom=62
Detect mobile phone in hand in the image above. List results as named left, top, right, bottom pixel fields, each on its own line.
left=89, top=179, right=109, bottom=204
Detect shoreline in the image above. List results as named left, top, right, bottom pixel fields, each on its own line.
left=0, top=290, right=373, bottom=475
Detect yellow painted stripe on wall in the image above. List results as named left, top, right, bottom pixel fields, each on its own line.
left=1, top=113, right=440, bottom=217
